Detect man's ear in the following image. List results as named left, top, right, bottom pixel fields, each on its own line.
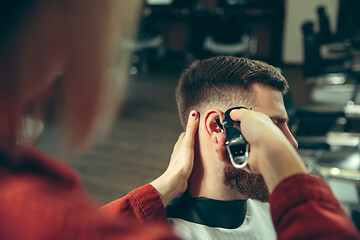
left=204, top=109, right=226, bottom=145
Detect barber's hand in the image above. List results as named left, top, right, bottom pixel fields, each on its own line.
left=150, top=110, right=199, bottom=207
left=230, top=109, right=285, bottom=172
left=230, top=109, right=307, bottom=193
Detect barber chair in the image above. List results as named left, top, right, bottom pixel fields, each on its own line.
left=202, top=13, right=253, bottom=57
left=302, top=6, right=360, bottom=105
left=199, top=0, right=258, bottom=58
left=131, top=0, right=194, bottom=74
left=131, top=3, right=165, bottom=74
left=297, top=4, right=360, bottom=139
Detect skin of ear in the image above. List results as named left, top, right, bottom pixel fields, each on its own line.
left=204, top=109, right=227, bottom=161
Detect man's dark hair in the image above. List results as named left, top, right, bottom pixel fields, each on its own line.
left=176, top=56, right=289, bottom=128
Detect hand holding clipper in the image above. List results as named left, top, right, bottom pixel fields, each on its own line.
left=216, top=107, right=250, bottom=169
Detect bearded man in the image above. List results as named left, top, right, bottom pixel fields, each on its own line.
left=166, top=56, right=298, bottom=240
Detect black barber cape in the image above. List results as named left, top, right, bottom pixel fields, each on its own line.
left=166, top=190, right=247, bottom=229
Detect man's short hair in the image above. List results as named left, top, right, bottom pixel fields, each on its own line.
left=176, top=56, right=289, bottom=128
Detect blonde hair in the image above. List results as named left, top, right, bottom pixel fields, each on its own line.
left=0, top=0, right=142, bottom=155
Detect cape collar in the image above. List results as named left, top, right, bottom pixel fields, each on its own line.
left=166, top=190, right=247, bottom=229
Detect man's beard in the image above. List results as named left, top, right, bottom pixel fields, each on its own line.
left=224, top=166, right=269, bottom=202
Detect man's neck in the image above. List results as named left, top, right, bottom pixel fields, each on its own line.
left=188, top=154, right=247, bottom=201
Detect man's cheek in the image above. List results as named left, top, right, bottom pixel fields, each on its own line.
left=217, top=145, right=228, bottom=162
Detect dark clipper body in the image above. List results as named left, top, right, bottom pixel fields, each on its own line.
left=216, top=107, right=249, bottom=169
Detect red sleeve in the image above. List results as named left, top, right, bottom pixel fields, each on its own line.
left=100, top=184, right=168, bottom=224
left=270, top=174, right=360, bottom=240
left=0, top=148, right=179, bottom=239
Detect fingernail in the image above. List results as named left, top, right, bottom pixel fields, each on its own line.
left=190, top=111, right=197, bottom=120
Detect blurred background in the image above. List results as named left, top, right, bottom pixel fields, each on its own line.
left=37, top=0, right=360, bottom=229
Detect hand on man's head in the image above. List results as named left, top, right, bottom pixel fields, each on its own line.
left=151, top=110, right=200, bottom=207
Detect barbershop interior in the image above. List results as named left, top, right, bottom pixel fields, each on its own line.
left=36, top=0, right=360, bottom=230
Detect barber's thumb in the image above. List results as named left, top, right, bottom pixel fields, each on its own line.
left=184, top=110, right=199, bottom=142
left=229, top=108, right=248, bottom=122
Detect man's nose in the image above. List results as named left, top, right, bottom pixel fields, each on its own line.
left=284, top=127, right=298, bottom=149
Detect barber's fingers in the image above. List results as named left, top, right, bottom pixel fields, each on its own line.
left=169, top=111, right=199, bottom=162
left=229, top=108, right=256, bottom=138
left=183, top=110, right=199, bottom=147
left=230, top=108, right=273, bottom=128
left=157, top=111, right=199, bottom=200
left=229, top=108, right=247, bottom=121
left=229, top=108, right=276, bottom=143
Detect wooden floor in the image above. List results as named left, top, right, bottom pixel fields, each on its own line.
left=37, top=62, right=306, bottom=204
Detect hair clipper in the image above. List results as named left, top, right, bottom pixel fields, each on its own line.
left=215, top=107, right=249, bottom=169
